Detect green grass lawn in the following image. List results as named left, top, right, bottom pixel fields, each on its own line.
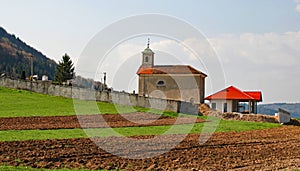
left=0, top=87, right=180, bottom=117
left=0, top=120, right=281, bottom=142
left=0, top=86, right=281, bottom=143
left=0, top=87, right=75, bottom=117
left=0, top=87, right=283, bottom=171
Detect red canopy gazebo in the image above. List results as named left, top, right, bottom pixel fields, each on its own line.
left=205, top=86, right=262, bottom=113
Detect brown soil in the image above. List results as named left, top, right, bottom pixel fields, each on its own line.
left=1, top=126, right=300, bottom=170
left=0, top=113, right=205, bottom=130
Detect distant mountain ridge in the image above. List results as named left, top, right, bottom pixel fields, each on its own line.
left=258, top=103, right=300, bottom=118
left=0, top=27, right=57, bottom=79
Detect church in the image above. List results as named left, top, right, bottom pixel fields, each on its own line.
left=136, top=40, right=207, bottom=104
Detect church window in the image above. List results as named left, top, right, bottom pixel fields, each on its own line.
left=157, top=80, right=166, bottom=86
left=145, top=56, right=149, bottom=62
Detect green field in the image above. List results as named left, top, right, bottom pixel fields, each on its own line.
left=0, top=87, right=75, bottom=117
left=0, top=87, right=179, bottom=117
left=0, top=86, right=280, bottom=142
left=0, top=87, right=282, bottom=170
left=0, top=120, right=280, bottom=142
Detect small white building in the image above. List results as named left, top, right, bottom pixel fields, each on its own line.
left=42, top=75, right=48, bottom=81
left=205, top=86, right=262, bottom=114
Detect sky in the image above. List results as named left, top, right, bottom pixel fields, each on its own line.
left=1, top=0, right=300, bottom=104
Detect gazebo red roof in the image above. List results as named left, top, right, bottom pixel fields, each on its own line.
left=244, top=91, right=263, bottom=101
left=137, top=65, right=207, bottom=76
left=205, top=86, right=262, bottom=102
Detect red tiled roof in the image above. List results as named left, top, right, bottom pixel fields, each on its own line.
left=205, top=86, right=262, bottom=102
left=136, top=65, right=207, bottom=76
left=244, top=91, right=263, bottom=101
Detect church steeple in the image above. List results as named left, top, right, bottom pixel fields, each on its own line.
left=147, top=38, right=150, bottom=48
left=142, top=38, right=154, bottom=68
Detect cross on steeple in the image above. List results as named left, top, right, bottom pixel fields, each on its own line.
left=147, top=38, right=150, bottom=48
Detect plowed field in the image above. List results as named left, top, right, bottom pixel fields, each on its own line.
left=0, top=113, right=205, bottom=130
left=1, top=126, right=300, bottom=170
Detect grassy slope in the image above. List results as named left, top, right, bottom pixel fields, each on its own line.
left=0, top=87, right=74, bottom=117
left=0, top=87, right=179, bottom=117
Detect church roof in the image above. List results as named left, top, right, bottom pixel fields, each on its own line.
left=205, top=86, right=262, bottom=102
left=137, top=65, right=207, bottom=76
left=143, top=38, right=154, bottom=54
left=143, top=47, right=154, bottom=54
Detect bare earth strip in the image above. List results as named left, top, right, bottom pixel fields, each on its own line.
left=0, top=126, right=300, bottom=170
left=0, top=113, right=205, bottom=130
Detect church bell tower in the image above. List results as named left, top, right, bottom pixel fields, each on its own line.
left=141, top=38, right=154, bottom=68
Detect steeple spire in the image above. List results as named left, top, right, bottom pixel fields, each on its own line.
left=142, top=38, right=154, bottom=67
left=147, top=38, right=150, bottom=48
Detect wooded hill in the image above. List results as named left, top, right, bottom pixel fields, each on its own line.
left=0, top=27, right=57, bottom=80
left=258, top=103, right=300, bottom=118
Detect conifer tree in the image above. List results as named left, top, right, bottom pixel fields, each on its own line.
left=54, top=53, right=75, bottom=83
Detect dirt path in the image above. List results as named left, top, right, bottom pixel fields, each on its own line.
left=0, top=126, right=300, bottom=170
left=0, top=113, right=205, bottom=130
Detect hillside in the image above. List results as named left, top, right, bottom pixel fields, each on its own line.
left=258, top=103, right=300, bottom=118
left=0, top=27, right=57, bottom=80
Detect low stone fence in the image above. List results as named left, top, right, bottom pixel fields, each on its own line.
left=277, top=108, right=291, bottom=124
left=0, top=77, right=199, bottom=114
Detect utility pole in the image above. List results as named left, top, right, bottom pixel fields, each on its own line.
left=24, top=54, right=34, bottom=79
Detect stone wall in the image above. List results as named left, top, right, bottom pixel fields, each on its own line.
left=278, top=108, right=291, bottom=124
left=0, top=77, right=199, bottom=114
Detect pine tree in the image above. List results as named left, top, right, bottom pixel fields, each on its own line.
left=54, top=53, right=75, bottom=83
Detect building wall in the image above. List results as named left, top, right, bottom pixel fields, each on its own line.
left=210, top=100, right=233, bottom=113
left=278, top=108, right=291, bottom=124
left=0, top=77, right=199, bottom=114
left=138, top=74, right=205, bottom=104
left=142, top=50, right=154, bottom=67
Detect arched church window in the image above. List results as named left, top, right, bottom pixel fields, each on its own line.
left=145, top=56, right=149, bottom=62
left=157, top=80, right=166, bottom=87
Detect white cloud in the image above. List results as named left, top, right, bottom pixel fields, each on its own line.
left=296, top=4, right=300, bottom=12
left=151, top=39, right=206, bottom=65
left=181, top=38, right=216, bottom=61
left=115, top=39, right=200, bottom=65
left=294, top=0, right=300, bottom=12
left=209, top=31, right=300, bottom=66
left=208, top=30, right=300, bottom=103
left=114, top=38, right=218, bottom=65
left=93, top=32, right=300, bottom=103
left=117, top=43, right=144, bottom=60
